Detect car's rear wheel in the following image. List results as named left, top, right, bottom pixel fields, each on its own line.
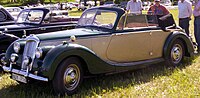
left=166, top=39, right=185, bottom=66
left=52, top=57, right=83, bottom=96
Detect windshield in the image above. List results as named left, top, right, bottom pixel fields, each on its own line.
left=17, top=10, right=44, bottom=24
left=78, top=9, right=117, bottom=29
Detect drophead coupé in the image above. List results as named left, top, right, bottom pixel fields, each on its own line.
left=0, top=6, right=195, bottom=95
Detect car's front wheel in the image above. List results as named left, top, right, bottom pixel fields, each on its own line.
left=52, top=57, right=83, bottom=96
left=166, top=39, right=185, bottom=66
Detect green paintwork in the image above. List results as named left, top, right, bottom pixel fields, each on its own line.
left=36, top=28, right=106, bottom=41
left=40, top=43, right=115, bottom=80
left=163, top=31, right=195, bottom=58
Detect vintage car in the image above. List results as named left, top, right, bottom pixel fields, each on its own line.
left=5, top=7, right=22, bottom=20
left=0, top=6, right=15, bottom=26
left=0, top=8, right=78, bottom=53
left=1, top=7, right=195, bottom=95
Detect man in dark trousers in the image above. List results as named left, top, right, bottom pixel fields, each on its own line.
left=178, top=0, right=192, bottom=36
left=193, top=0, right=200, bottom=51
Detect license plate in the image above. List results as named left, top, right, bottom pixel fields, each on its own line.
left=12, top=73, right=27, bottom=83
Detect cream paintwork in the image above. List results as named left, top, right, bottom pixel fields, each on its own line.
left=150, top=30, right=171, bottom=58
left=107, top=31, right=151, bottom=62
left=74, top=30, right=171, bottom=63
left=91, top=36, right=112, bottom=60
left=74, top=36, right=112, bottom=61
left=74, top=38, right=92, bottom=50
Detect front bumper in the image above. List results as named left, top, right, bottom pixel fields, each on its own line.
left=3, top=66, right=48, bottom=82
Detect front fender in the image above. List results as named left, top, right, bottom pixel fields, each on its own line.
left=41, top=43, right=115, bottom=80
left=163, top=31, right=195, bottom=58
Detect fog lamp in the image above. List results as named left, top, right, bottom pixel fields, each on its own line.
left=10, top=54, right=18, bottom=63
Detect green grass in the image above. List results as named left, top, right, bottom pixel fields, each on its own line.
left=0, top=9, right=200, bottom=98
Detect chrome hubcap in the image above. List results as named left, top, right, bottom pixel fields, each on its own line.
left=171, top=44, right=183, bottom=64
left=64, top=64, right=80, bottom=90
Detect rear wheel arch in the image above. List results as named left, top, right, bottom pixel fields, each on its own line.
left=163, top=33, right=193, bottom=58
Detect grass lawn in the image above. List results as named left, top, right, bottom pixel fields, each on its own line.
left=0, top=9, right=199, bottom=98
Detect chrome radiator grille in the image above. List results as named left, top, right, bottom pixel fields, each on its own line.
left=21, top=35, right=40, bottom=70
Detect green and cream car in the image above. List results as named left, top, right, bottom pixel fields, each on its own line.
left=0, top=6, right=195, bottom=95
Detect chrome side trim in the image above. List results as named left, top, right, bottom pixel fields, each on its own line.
left=2, top=66, right=48, bottom=82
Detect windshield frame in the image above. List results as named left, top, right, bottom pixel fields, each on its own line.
left=16, top=9, right=46, bottom=25
left=77, top=9, right=118, bottom=30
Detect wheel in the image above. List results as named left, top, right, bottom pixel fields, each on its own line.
left=52, top=57, right=83, bottom=96
left=165, top=39, right=185, bottom=66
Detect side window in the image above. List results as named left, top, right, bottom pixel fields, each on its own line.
left=0, top=9, right=7, bottom=22
left=124, top=14, right=148, bottom=29
left=78, top=11, right=96, bottom=25
left=93, top=11, right=117, bottom=29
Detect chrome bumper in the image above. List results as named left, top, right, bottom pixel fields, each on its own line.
left=3, top=66, right=48, bottom=82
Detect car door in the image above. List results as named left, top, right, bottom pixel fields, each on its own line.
left=106, top=14, right=152, bottom=62
left=148, top=14, right=175, bottom=58
left=150, top=30, right=171, bottom=58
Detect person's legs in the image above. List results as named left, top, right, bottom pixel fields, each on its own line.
left=194, top=17, right=200, bottom=50
left=179, top=18, right=190, bottom=36
left=184, top=18, right=190, bottom=36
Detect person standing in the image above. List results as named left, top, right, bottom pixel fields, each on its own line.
left=148, top=0, right=170, bottom=15
left=178, top=0, right=192, bottom=36
left=126, top=0, right=143, bottom=14
left=193, top=0, right=200, bottom=50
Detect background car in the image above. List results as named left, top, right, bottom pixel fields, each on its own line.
left=0, top=8, right=78, bottom=53
left=1, top=6, right=195, bottom=96
left=5, top=7, right=22, bottom=19
left=64, top=2, right=77, bottom=10
left=0, top=6, right=15, bottom=26
left=44, top=6, right=69, bottom=16
left=160, top=0, right=172, bottom=6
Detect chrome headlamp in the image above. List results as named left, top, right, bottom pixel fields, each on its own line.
left=35, top=47, right=43, bottom=59
left=10, top=53, right=18, bottom=63
left=13, top=42, right=20, bottom=53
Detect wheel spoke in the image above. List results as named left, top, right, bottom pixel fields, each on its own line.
left=63, top=64, right=80, bottom=91
left=171, top=44, right=183, bottom=64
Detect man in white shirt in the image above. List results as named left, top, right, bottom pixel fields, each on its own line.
left=178, top=0, right=192, bottom=36
left=126, top=0, right=143, bottom=14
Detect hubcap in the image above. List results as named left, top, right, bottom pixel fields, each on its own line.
left=171, top=44, right=183, bottom=64
left=63, top=64, right=80, bottom=90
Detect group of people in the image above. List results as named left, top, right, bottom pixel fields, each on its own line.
left=126, top=0, right=200, bottom=51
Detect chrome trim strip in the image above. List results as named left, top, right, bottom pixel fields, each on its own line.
left=3, top=66, right=48, bottom=82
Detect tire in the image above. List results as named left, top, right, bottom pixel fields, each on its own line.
left=52, top=57, right=83, bottom=96
left=165, top=39, right=185, bottom=66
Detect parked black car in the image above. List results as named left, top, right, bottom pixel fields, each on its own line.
left=0, top=6, right=15, bottom=26
left=0, top=8, right=78, bottom=53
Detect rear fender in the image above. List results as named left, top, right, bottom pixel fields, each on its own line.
left=163, top=31, right=194, bottom=58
